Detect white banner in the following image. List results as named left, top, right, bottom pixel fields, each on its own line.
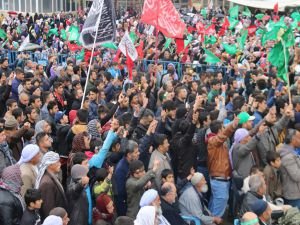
left=118, top=32, right=138, bottom=61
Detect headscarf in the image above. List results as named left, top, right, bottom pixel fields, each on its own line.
left=229, top=128, right=249, bottom=168
left=134, top=206, right=157, bottom=225
left=0, top=164, right=26, bottom=210
left=18, top=144, right=40, bottom=165
left=72, top=132, right=89, bottom=153
left=94, top=193, right=114, bottom=222
left=35, top=151, right=60, bottom=189
left=43, top=215, right=63, bottom=225
left=87, top=119, right=101, bottom=139
left=167, top=63, right=178, bottom=80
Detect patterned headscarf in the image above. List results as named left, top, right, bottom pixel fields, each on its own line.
left=35, top=151, right=60, bottom=189
left=72, top=132, right=89, bottom=153
left=87, top=119, right=101, bottom=139
left=0, top=164, right=26, bottom=210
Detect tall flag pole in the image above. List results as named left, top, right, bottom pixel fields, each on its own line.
left=80, top=0, right=116, bottom=108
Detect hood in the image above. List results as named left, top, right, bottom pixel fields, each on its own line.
left=278, top=144, right=295, bottom=158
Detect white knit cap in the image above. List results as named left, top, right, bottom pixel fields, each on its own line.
left=191, top=172, right=204, bottom=186
left=139, top=189, right=159, bottom=207
left=18, top=144, right=40, bottom=165
left=43, top=215, right=63, bottom=225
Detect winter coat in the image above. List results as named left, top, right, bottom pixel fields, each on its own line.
left=20, top=163, right=37, bottom=196
left=278, top=144, right=300, bottom=200
left=0, top=187, right=23, bottom=225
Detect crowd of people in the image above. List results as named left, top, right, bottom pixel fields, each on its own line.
left=0, top=2, right=300, bottom=225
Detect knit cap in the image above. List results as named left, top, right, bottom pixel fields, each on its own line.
left=71, top=164, right=88, bottom=180
left=5, top=116, right=18, bottom=128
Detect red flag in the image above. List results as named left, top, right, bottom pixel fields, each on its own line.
left=67, top=42, right=82, bottom=52
left=126, top=46, right=134, bottom=80
left=205, top=24, right=216, bottom=35
left=196, top=22, right=205, bottom=34
left=113, top=49, right=122, bottom=63
left=248, top=25, right=257, bottom=36
left=274, top=2, right=278, bottom=14
left=175, top=38, right=185, bottom=53
left=188, top=26, right=196, bottom=33
left=136, top=41, right=144, bottom=59
left=222, top=17, right=230, bottom=30
left=141, top=0, right=186, bottom=38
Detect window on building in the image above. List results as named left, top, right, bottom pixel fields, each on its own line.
left=43, top=0, right=52, bottom=13
left=21, top=0, right=25, bottom=12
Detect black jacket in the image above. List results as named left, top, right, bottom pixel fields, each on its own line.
left=240, top=191, right=263, bottom=216
left=0, top=188, right=23, bottom=225
left=67, top=180, right=89, bottom=225
left=20, top=208, right=41, bottom=225
left=161, top=198, right=188, bottom=225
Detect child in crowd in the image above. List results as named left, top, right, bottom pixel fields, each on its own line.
left=20, top=188, right=42, bottom=225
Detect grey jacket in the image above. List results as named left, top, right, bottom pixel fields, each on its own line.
left=126, top=170, right=156, bottom=218
left=232, top=136, right=259, bottom=178
left=257, top=115, right=290, bottom=166
left=179, top=186, right=215, bottom=225
left=278, top=144, right=300, bottom=200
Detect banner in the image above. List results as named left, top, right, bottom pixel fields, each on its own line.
left=141, top=0, right=186, bottom=39
left=118, top=32, right=138, bottom=61
left=80, top=0, right=116, bottom=48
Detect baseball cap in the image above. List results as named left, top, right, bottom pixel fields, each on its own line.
left=55, top=111, right=66, bottom=123
left=238, top=112, right=255, bottom=125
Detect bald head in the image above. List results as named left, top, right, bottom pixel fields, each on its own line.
left=161, top=182, right=177, bottom=204
left=241, top=212, right=259, bottom=225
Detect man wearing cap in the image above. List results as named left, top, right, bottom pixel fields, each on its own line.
left=179, top=172, right=222, bottom=225
left=18, top=144, right=41, bottom=196
left=3, top=117, right=31, bottom=161
left=250, top=200, right=272, bottom=225
left=36, top=151, right=68, bottom=220
left=238, top=111, right=256, bottom=131
left=139, top=188, right=171, bottom=225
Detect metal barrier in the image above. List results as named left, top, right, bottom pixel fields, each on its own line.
left=0, top=50, right=228, bottom=78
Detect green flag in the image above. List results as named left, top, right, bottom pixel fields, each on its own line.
left=229, top=5, right=239, bottom=19
left=200, top=8, right=207, bottom=17
left=204, top=35, right=217, bottom=45
left=48, top=28, right=59, bottom=37
left=184, top=34, right=193, bottom=47
left=0, top=29, right=6, bottom=39
left=237, top=30, right=248, bottom=50
left=291, top=11, right=300, bottom=21
left=222, top=43, right=237, bottom=55
left=204, top=48, right=221, bottom=63
left=164, top=38, right=172, bottom=49
left=282, top=27, right=295, bottom=47
left=242, top=7, right=251, bottom=17
left=77, top=49, right=85, bottom=61
left=268, top=40, right=289, bottom=82
left=228, top=17, right=239, bottom=30
left=101, top=42, right=118, bottom=50
left=261, top=26, right=280, bottom=46
left=60, top=29, right=67, bottom=41
left=129, top=31, right=137, bottom=43
left=68, top=25, right=80, bottom=42
left=255, top=13, right=264, bottom=20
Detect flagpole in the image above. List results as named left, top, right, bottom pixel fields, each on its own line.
left=81, top=17, right=103, bottom=109
left=154, top=0, right=160, bottom=66
left=281, top=39, right=292, bottom=105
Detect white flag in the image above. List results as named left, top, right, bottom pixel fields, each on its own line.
left=18, top=35, right=29, bottom=51
left=208, top=0, right=213, bottom=9
left=118, top=32, right=138, bottom=61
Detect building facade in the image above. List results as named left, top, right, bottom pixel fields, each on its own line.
left=0, top=0, right=86, bottom=13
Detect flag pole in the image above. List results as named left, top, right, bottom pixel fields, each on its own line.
left=154, top=0, right=160, bottom=66
left=281, top=39, right=292, bottom=105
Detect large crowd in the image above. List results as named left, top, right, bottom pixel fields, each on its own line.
left=0, top=3, right=300, bottom=225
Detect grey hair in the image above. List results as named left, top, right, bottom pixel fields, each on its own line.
left=249, top=174, right=264, bottom=193
left=125, top=140, right=138, bottom=155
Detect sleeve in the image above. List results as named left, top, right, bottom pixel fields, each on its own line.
left=94, top=179, right=110, bottom=196
left=21, top=173, right=34, bottom=196
left=0, top=205, right=15, bottom=225
left=237, top=136, right=259, bottom=158
left=129, top=170, right=155, bottom=191
left=89, top=130, right=117, bottom=169
left=179, top=192, right=214, bottom=225
left=283, top=155, right=300, bottom=182
left=273, top=115, right=290, bottom=134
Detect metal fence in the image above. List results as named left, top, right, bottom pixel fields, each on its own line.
left=0, top=50, right=228, bottom=79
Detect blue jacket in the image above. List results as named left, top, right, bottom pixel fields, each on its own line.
left=253, top=111, right=263, bottom=126
left=11, top=78, right=22, bottom=100
left=88, top=101, right=98, bottom=121
left=89, top=130, right=117, bottom=169
left=114, top=157, right=129, bottom=216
